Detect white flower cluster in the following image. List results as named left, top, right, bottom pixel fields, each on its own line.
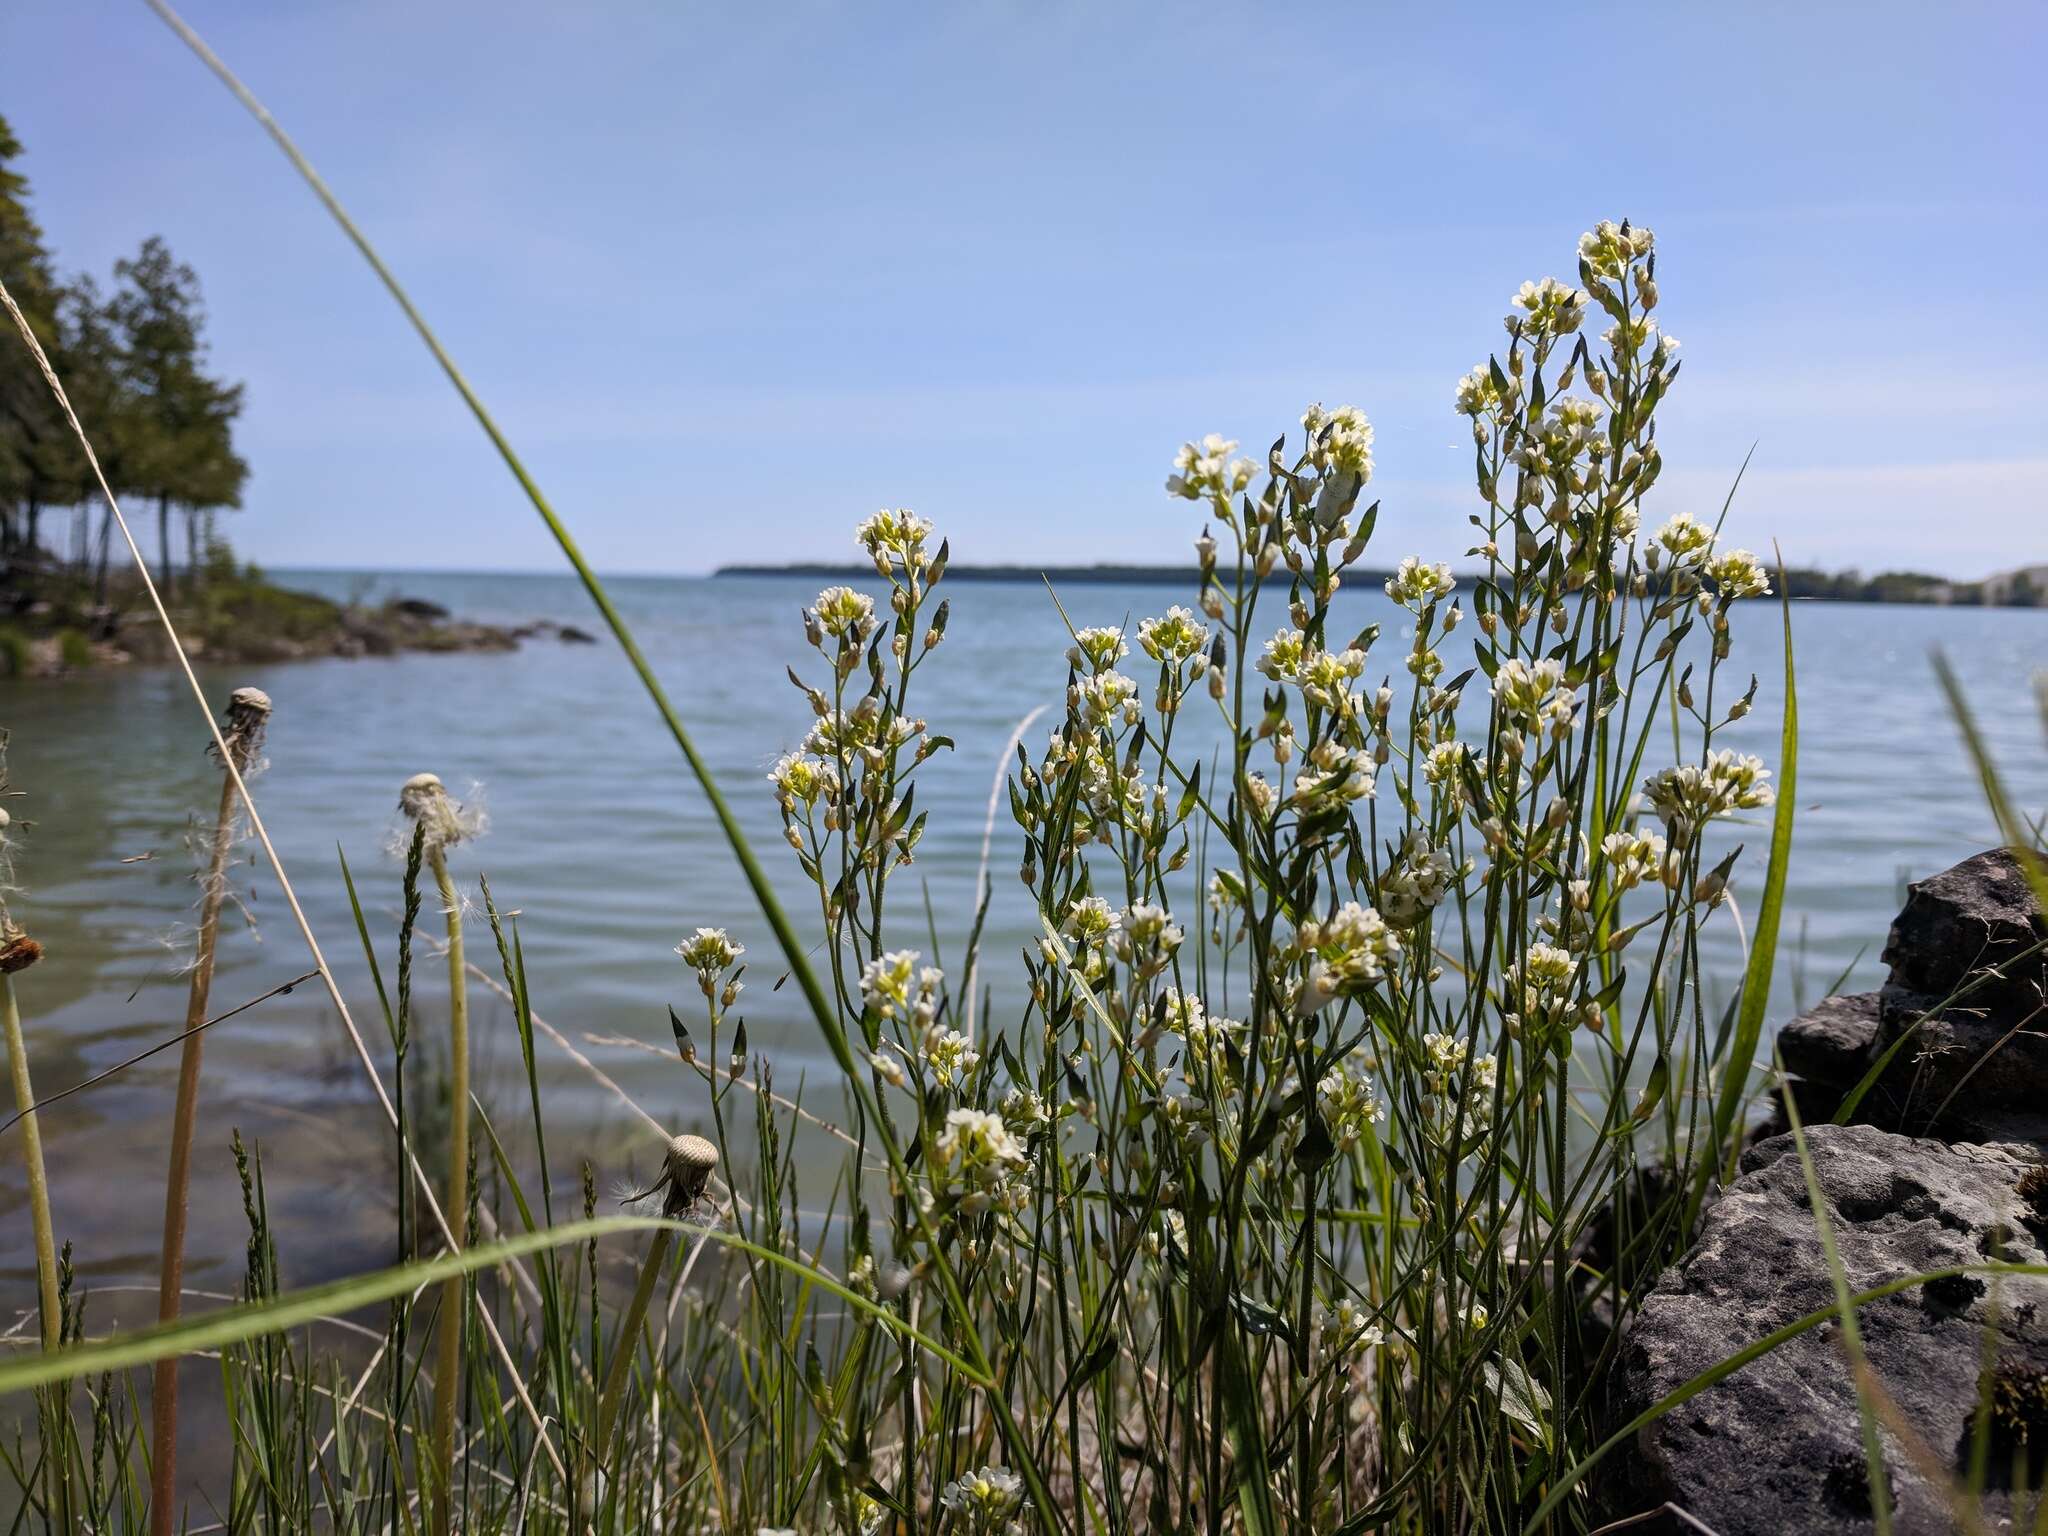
left=1136, top=605, right=1210, bottom=665
left=1297, top=646, right=1369, bottom=714
left=1423, top=739, right=1475, bottom=797
left=1508, top=276, right=1588, bottom=339
left=1303, top=403, right=1375, bottom=480
left=767, top=751, right=840, bottom=809
left=1298, top=902, right=1402, bottom=1012
left=1062, top=895, right=1120, bottom=946
left=932, top=1109, right=1026, bottom=1210
left=803, top=702, right=925, bottom=763
left=1502, top=942, right=1581, bottom=1039
left=1323, top=1296, right=1386, bottom=1360
left=1705, top=548, right=1771, bottom=600
left=1378, top=832, right=1459, bottom=927
left=938, top=1464, right=1026, bottom=1531
left=859, top=949, right=944, bottom=1023
left=811, top=584, right=876, bottom=641
left=1157, top=990, right=1243, bottom=1091
left=1317, top=1052, right=1387, bottom=1152
left=855, top=508, right=935, bottom=577
left=1653, top=512, right=1715, bottom=565
left=1291, top=746, right=1377, bottom=808
left=1385, top=556, right=1456, bottom=609
left=676, top=927, right=744, bottom=976
left=1454, top=364, right=1514, bottom=419
left=1490, top=657, right=1578, bottom=739
left=1534, top=396, right=1602, bottom=468
left=1420, top=1030, right=1498, bottom=1134
left=1255, top=628, right=1306, bottom=682
left=923, top=1028, right=981, bottom=1089
left=1600, top=829, right=1669, bottom=891
left=1072, top=670, right=1142, bottom=729
left=1641, top=751, right=1775, bottom=845
left=1579, top=218, right=1654, bottom=279
left=1112, top=901, right=1184, bottom=978
left=1067, top=625, right=1128, bottom=671
left=1166, top=434, right=1254, bottom=502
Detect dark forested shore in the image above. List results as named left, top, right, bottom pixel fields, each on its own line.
left=718, top=559, right=2048, bottom=605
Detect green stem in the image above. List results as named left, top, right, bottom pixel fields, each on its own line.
left=591, top=1225, right=675, bottom=1482
left=426, top=846, right=469, bottom=1536
left=1, top=971, right=60, bottom=1350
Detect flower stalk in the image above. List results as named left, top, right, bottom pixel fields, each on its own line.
left=590, top=1133, right=716, bottom=1480
left=399, top=772, right=479, bottom=1536
left=150, top=686, right=270, bottom=1536
left=0, top=939, right=58, bottom=1351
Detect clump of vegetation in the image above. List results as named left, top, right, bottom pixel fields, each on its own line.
left=0, top=218, right=1836, bottom=1534
left=2, top=112, right=245, bottom=615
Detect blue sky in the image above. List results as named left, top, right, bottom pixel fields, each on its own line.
left=4, top=2, right=2043, bottom=577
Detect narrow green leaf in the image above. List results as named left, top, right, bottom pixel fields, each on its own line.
left=1713, top=569, right=1797, bottom=1164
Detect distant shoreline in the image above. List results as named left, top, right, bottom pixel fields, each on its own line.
left=716, top=562, right=1227, bottom=587
left=714, top=562, right=2047, bottom=608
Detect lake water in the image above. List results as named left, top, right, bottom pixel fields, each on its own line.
left=0, top=570, right=2044, bottom=1319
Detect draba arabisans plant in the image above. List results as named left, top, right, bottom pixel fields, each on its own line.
left=744, top=219, right=1781, bottom=1534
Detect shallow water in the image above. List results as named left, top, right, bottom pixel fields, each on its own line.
left=0, top=570, right=2043, bottom=1319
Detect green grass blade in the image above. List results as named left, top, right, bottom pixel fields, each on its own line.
left=148, top=10, right=1060, bottom=1517
left=1932, top=651, right=2048, bottom=904
left=1777, top=1049, right=1893, bottom=1532
left=0, top=1216, right=986, bottom=1399
left=1712, top=564, right=1797, bottom=1165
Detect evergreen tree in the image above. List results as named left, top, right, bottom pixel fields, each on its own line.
left=109, top=236, right=245, bottom=600
left=0, top=112, right=67, bottom=571
left=54, top=276, right=141, bottom=609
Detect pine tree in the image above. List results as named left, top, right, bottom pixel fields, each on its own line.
left=0, top=112, right=67, bottom=571
left=110, top=236, right=246, bottom=602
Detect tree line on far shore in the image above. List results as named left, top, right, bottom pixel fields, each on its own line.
left=0, top=112, right=245, bottom=618
left=1779, top=565, right=2039, bottom=607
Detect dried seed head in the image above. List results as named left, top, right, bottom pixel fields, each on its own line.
left=0, top=926, right=42, bottom=974
left=401, top=771, right=444, bottom=802
left=397, top=772, right=483, bottom=850
left=663, top=1134, right=719, bottom=1213
left=216, top=686, right=274, bottom=772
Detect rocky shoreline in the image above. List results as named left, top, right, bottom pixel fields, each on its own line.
left=1604, top=848, right=2048, bottom=1533
left=2, top=587, right=599, bottom=678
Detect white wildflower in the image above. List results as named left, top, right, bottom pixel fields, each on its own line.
left=1385, top=556, right=1456, bottom=608
left=1509, top=276, right=1588, bottom=338
left=854, top=508, right=935, bottom=574
left=676, top=927, right=743, bottom=975
left=811, top=585, right=876, bottom=639
left=1068, top=625, right=1129, bottom=671
left=1136, top=606, right=1210, bottom=664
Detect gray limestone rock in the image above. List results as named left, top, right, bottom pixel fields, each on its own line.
left=1606, top=1124, right=2048, bottom=1534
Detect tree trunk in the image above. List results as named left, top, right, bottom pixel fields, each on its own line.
left=93, top=506, right=113, bottom=612
left=158, top=493, right=175, bottom=602
left=25, top=499, right=40, bottom=567
left=185, top=508, right=199, bottom=589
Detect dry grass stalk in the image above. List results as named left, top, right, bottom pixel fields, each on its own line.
left=150, top=685, right=271, bottom=1536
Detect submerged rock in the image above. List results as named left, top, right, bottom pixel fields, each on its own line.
left=1607, top=1123, right=2048, bottom=1534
